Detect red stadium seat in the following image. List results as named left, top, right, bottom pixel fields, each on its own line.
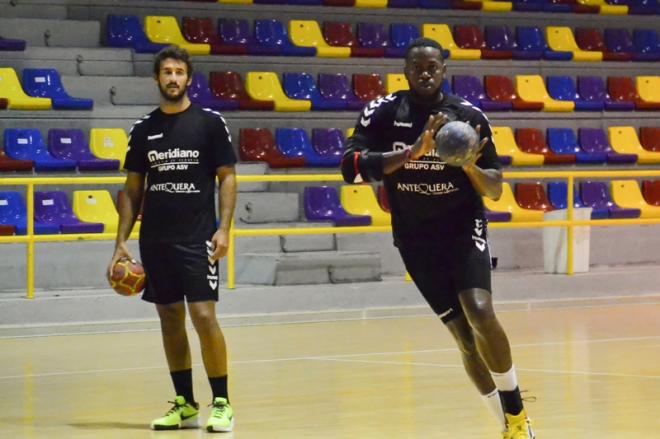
left=608, top=76, right=660, bottom=111
left=455, top=25, right=510, bottom=60
left=484, top=75, right=543, bottom=111
left=642, top=180, right=660, bottom=206
left=0, top=148, right=32, bottom=172
left=515, top=183, right=554, bottom=212
left=209, top=72, right=274, bottom=111
left=182, top=17, right=247, bottom=55
left=239, top=128, right=305, bottom=168
left=353, top=74, right=386, bottom=103
left=574, top=27, right=631, bottom=62
left=640, top=127, right=660, bottom=152
left=516, top=128, right=576, bottom=164
left=323, top=22, right=383, bottom=57
left=0, top=224, right=15, bottom=235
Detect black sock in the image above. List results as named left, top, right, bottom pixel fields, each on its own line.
left=170, top=369, right=195, bottom=405
left=500, top=386, right=524, bottom=416
left=209, top=375, right=229, bottom=402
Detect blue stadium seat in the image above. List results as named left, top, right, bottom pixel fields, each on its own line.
left=275, top=128, right=340, bottom=167
left=4, top=129, right=76, bottom=172
left=22, top=69, right=93, bottom=110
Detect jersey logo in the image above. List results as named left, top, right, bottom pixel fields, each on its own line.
left=147, top=133, right=163, bottom=140
left=360, top=94, right=397, bottom=128
left=472, top=219, right=487, bottom=252
left=393, top=121, right=413, bottom=128
left=360, top=117, right=371, bottom=127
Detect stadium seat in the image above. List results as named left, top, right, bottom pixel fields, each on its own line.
left=218, top=19, right=278, bottom=56
left=578, top=128, right=637, bottom=164
left=483, top=76, right=538, bottom=111
left=340, top=185, right=391, bottom=226
left=575, top=27, right=630, bottom=61
left=0, top=145, right=32, bottom=172
left=491, top=127, right=543, bottom=166
left=0, top=68, right=51, bottom=110
left=289, top=20, right=350, bottom=57
left=515, top=183, right=554, bottom=212
left=0, top=192, right=59, bottom=235
left=304, top=186, right=371, bottom=226
left=389, top=0, right=419, bottom=5
left=35, top=191, right=105, bottom=234
left=48, top=129, right=119, bottom=171
left=640, top=127, right=660, bottom=152
left=635, top=76, right=660, bottom=109
left=543, top=0, right=575, bottom=13
left=323, top=22, right=379, bottom=57
left=547, top=182, right=585, bottom=210
left=483, top=25, right=515, bottom=59
left=453, top=25, right=487, bottom=53
left=21, top=69, right=93, bottom=110
left=356, top=23, right=388, bottom=58
left=376, top=185, right=390, bottom=212
left=209, top=72, right=274, bottom=111
left=516, top=128, right=575, bottom=164
left=515, top=75, right=574, bottom=111
left=4, top=129, right=76, bottom=172
left=355, top=0, right=387, bottom=7
left=484, top=208, right=512, bottom=222
left=254, top=19, right=315, bottom=57
left=318, top=74, right=363, bottom=110
left=453, top=0, right=483, bottom=10
left=386, top=73, right=408, bottom=94
left=483, top=182, right=544, bottom=222
left=603, top=28, right=637, bottom=60
left=514, top=26, right=572, bottom=60
left=181, top=17, right=244, bottom=55
left=609, top=76, right=660, bottom=110
left=386, top=23, right=420, bottom=58
left=106, top=15, right=167, bottom=53
left=283, top=73, right=345, bottom=111
left=642, top=180, right=660, bottom=206
left=188, top=72, right=239, bottom=111
left=547, top=127, right=603, bottom=164
left=580, top=181, right=640, bottom=218
left=576, top=0, right=628, bottom=14
left=238, top=128, right=305, bottom=168
left=89, top=128, right=129, bottom=169
left=423, top=24, right=480, bottom=60
left=546, top=76, right=602, bottom=111
left=577, top=76, right=633, bottom=111
left=610, top=180, right=660, bottom=218
left=323, top=0, right=355, bottom=6
left=512, top=0, right=544, bottom=11
left=275, top=128, right=339, bottom=167
left=144, top=16, right=210, bottom=55
left=72, top=190, right=121, bottom=233
left=627, top=0, right=657, bottom=15
left=353, top=74, right=386, bottom=104
left=632, top=29, right=660, bottom=61
left=218, top=0, right=253, bottom=3
left=312, top=128, right=345, bottom=164
left=481, top=0, right=513, bottom=11
left=545, top=26, right=602, bottom=61
left=245, top=72, right=310, bottom=112
left=0, top=36, right=26, bottom=51
left=608, top=126, right=660, bottom=164
left=453, top=76, right=505, bottom=111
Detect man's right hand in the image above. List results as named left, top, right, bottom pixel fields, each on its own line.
left=410, top=113, right=449, bottom=160
left=107, top=242, right=132, bottom=281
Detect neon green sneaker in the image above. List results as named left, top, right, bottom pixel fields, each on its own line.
left=150, top=395, right=199, bottom=430
left=206, top=397, right=234, bottom=432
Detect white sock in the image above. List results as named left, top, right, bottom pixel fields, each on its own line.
left=490, top=365, right=518, bottom=392
left=481, top=388, right=506, bottom=431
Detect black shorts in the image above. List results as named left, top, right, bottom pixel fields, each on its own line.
left=139, top=240, right=219, bottom=305
left=397, top=215, right=492, bottom=324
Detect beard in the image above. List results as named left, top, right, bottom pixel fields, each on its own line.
left=158, top=82, right=188, bottom=103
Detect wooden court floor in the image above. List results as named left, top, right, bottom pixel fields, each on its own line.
left=2, top=302, right=660, bottom=439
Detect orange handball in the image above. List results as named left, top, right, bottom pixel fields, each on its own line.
left=110, top=258, right=146, bottom=296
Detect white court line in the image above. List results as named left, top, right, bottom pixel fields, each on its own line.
left=2, top=334, right=660, bottom=381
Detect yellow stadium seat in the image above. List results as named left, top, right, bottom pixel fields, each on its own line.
left=288, top=20, right=350, bottom=58
left=72, top=191, right=118, bottom=233
left=545, top=26, right=602, bottom=62
left=635, top=76, right=660, bottom=105
left=218, top=0, right=252, bottom=3
left=340, top=185, right=391, bottom=226
left=483, top=183, right=544, bottom=222
left=386, top=74, right=409, bottom=94
left=245, top=72, right=311, bottom=112
left=422, top=24, right=481, bottom=60
left=608, top=126, right=660, bottom=165
left=481, top=1, right=512, bottom=12
left=577, top=0, right=628, bottom=14
left=515, top=75, right=574, bottom=112
left=89, top=128, right=128, bottom=169
left=491, top=127, right=544, bottom=166
left=144, top=16, right=210, bottom=56
left=0, top=68, right=51, bottom=110
left=355, top=0, right=387, bottom=7
left=610, top=180, right=660, bottom=219
left=346, top=127, right=355, bottom=138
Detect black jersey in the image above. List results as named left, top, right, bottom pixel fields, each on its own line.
left=346, top=91, right=501, bottom=245
left=124, top=104, right=237, bottom=244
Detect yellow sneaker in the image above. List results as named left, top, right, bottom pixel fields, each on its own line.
left=505, top=409, right=535, bottom=439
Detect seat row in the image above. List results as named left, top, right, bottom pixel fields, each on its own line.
left=0, top=36, right=25, bottom=51
left=107, top=15, right=660, bottom=62
left=165, top=0, right=660, bottom=15
left=0, top=68, right=93, bottom=111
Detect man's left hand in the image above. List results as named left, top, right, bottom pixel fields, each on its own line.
left=210, top=229, right=229, bottom=262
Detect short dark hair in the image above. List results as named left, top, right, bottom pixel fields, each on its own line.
left=153, top=46, right=193, bottom=77
left=404, top=38, right=445, bottom=62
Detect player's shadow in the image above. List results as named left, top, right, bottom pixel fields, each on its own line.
left=69, top=421, right=146, bottom=430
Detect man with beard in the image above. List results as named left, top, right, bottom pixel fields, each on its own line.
left=108, top=46, right=237, bottom=432
left=341, top=38, right=535, bottom=438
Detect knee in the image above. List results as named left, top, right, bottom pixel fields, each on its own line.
left=159, top=310, right=186, bottom=336
left=463, top=304, right=497, bottom=334
left=190, top=310, right=219, bottom=334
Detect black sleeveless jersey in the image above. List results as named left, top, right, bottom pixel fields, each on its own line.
left=124, top=105, right=237, bottom=244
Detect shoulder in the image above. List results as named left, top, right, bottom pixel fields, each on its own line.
left=127, top=110, right=156, bottom=141
left=358, top=92, right=403, bottom=129
left=446, top=94, right=491, bottom=126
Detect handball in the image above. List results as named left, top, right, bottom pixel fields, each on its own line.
left=434, top=121, right=480, bottom=167
left=110, top=258, right=145, bottom=296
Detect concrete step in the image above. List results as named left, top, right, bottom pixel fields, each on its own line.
left=235, top=163, right=268, bottom=193
left=0, top=17, right=100, bottom=47
left=236, top=250, right=381, bottom=285
left=235, top=192, right=299, bottom=224
left=235, top=221, right=335, bottom=252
